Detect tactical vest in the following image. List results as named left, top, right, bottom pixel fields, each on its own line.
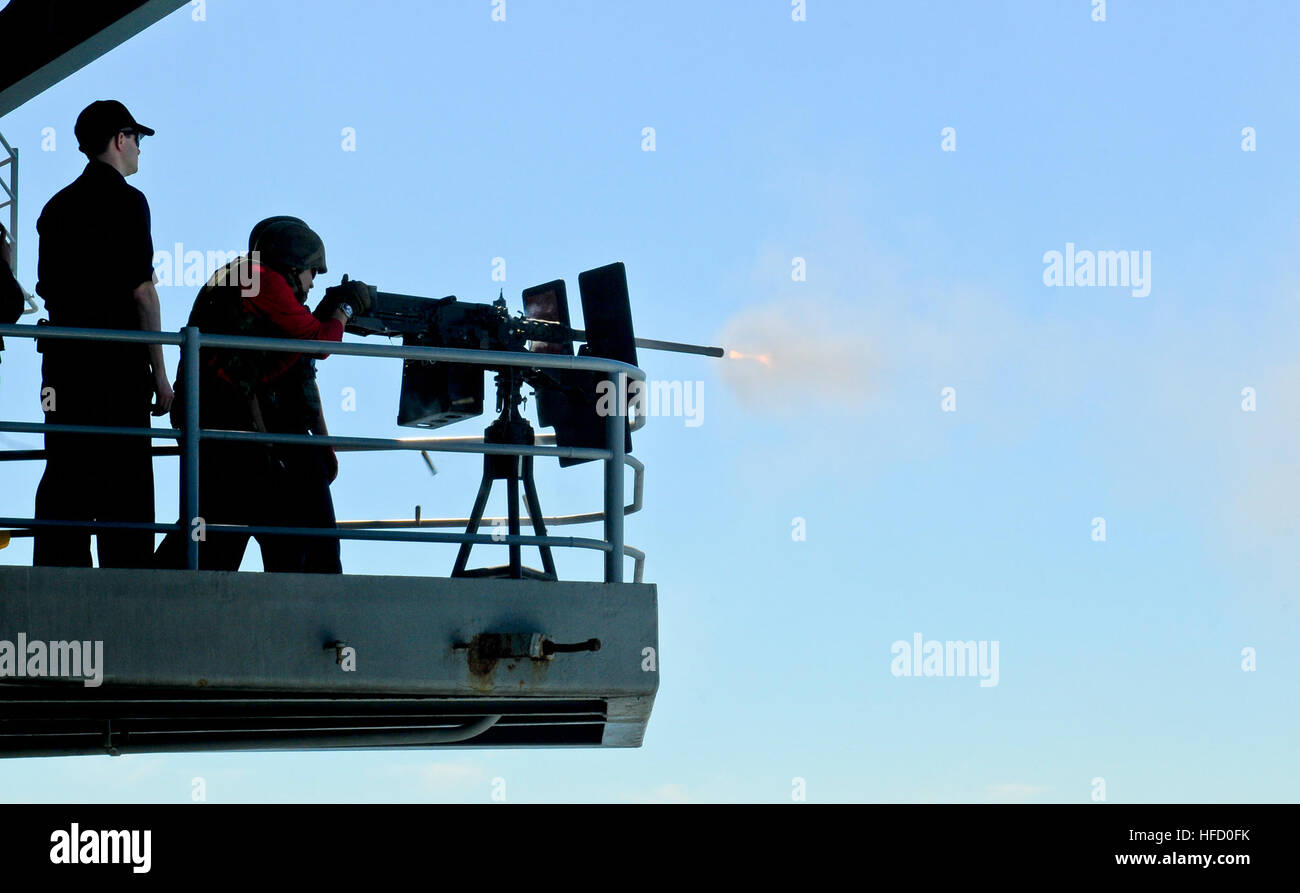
left=175, top=260, right=317, bottom=433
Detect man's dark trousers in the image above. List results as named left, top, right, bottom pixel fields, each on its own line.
left=260, top=442, right=341, bottom=574
left=152, top=387, right=278, bottom=571
left=33, top=365, right=154, bottom=568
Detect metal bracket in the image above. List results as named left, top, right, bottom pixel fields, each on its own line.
left=103, top=720, right=120, bottom=757
left=453, top=632, right=602, bottom=663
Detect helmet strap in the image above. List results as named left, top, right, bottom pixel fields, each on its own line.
left=268, top=264, right=308, bottom=303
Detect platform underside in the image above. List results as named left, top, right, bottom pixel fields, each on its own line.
left=0, top=567, right=658, bottom=756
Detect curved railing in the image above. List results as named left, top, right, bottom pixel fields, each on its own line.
left=0, top=322, right=647, bottom=583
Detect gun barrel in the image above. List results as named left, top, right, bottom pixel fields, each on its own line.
left=570, top=330, right=724, bottom=358
left=351, top=287, right=724, bottom=358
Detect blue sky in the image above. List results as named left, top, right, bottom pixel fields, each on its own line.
left=1, top=0, right=1299, bottom=802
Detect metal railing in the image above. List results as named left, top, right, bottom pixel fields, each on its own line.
left=0, top=321, right=648, bottom=583
left=0, top=130, right=15, bottom=265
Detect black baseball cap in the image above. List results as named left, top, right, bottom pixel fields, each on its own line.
left=74, top=100, right=155, bottom=154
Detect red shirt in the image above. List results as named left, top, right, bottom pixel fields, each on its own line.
left=241, top=263, right=343, bottom=383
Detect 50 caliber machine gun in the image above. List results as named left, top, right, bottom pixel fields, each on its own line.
left=342, top=262, right=721, bottom=580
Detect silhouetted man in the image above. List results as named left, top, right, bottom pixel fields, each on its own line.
left=32, top=100, right=172, bottom=567
left=153, top=217, right=369, bottom=572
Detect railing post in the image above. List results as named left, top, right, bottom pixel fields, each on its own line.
left=603, top=373, right=626, bottom=583
left=181, top=326, right=200, bottom=570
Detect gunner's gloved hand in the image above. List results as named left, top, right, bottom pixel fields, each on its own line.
left=316, top=274, right=373, bottom=319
